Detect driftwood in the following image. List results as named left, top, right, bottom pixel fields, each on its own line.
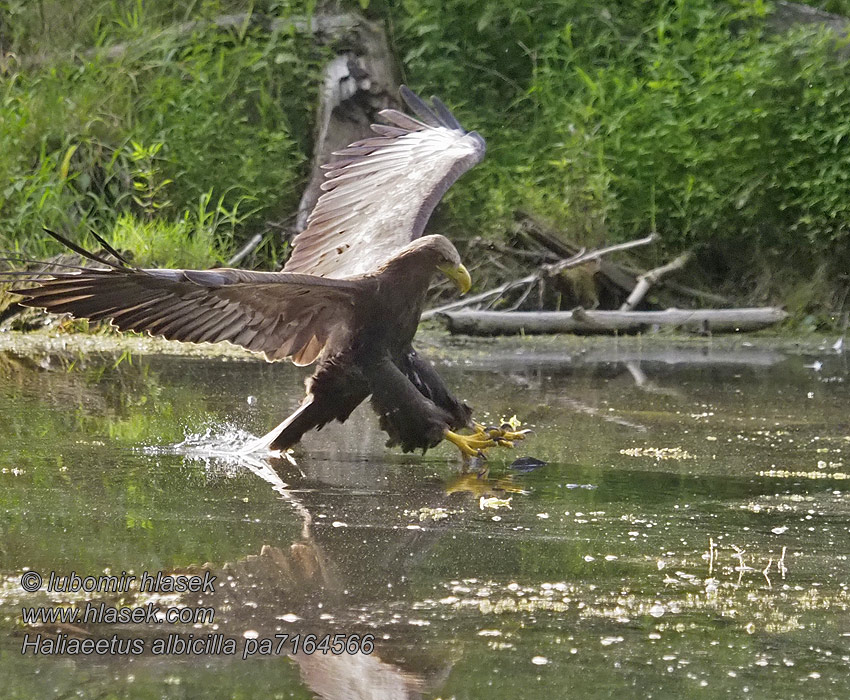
left=437, top=308, right=789, bottom=336
left=514, top=212, right=735, bottom=307
left=422, top=233, right=658, bottom=320
left=620, top=251, right=692, bottom=311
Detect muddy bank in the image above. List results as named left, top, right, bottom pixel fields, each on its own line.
left=0, top=326, right=843, bottom=362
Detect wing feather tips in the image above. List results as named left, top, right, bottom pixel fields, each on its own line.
left=398, top=84, right=443, bottom=127
left=396, top=86, right=469, bottom=132
left=369, top=124, right=409, bottom=137
left=430, top=95, right=464, bottom=131
left=376, top=110, right=428, bottom=132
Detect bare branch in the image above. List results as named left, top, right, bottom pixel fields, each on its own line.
left=226, top=233, right=264, bottom=267
left=620, top=251, right=692, bottom=311
left=423, top=233, right=658, bottom=320
left=541, top=233, right=658, bottom=276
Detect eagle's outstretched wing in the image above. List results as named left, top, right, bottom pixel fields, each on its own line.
left=284, top=86, right=485, bottom=278
left=6, top=253, right=361, bottom=365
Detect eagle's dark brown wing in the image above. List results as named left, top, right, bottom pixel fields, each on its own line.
left=284, top=86, right=485, bottom=278
left=10, top=267, right=362, bottom=364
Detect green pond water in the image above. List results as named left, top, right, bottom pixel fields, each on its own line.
left=1, top=333, right=849, bottom=699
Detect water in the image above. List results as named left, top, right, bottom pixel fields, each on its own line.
left=1, top=334, right=849, bottom=698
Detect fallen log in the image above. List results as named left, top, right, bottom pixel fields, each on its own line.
left=436, top=308, right=789, bottom=336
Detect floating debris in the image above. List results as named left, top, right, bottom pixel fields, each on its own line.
left=510, top=456, right=548, bottom=472
left=649, top=603, right=666, bottom=618
left=600, top=636, right=624, bottom=646
left=404, top=506, right=460, bottom=522
left=480, top=496, right=512, bottom=510
left=619, top=446, right=695, bottom=460
left=503, top=414, right=523, bottom=431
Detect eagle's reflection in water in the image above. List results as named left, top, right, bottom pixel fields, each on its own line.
left=139, top=450, right=515, bottom=700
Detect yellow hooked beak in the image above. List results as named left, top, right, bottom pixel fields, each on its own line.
left=438, top=263, right=472, bottom=295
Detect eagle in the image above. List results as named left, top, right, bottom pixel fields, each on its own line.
left=1, top=87, right=527, bottom=459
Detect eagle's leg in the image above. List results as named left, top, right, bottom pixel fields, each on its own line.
left=399, top=348, right=529, bottom=454
left=400, top=347, right=471, bottom=430
left=368, top=356, right=526, bottom=460
left=368, top=357, right=453, bottom=452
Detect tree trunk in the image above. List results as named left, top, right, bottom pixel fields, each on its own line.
left=294, top=17, right=401, bottom=233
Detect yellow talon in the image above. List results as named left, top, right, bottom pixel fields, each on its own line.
left=444, top=430, right=496, bottom=457
left=471, top=422, right=530, bottom=443
left=445, top=415, right=532, bottom=461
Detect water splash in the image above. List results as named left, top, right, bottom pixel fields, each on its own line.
left=139, top=422, right=300, bottom=503
left=142, top=422, right=294, bottom=461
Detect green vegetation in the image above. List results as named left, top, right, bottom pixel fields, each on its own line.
left=1, top=1, right=850, bottom=319
left=0, top=0, right=320, bottom=266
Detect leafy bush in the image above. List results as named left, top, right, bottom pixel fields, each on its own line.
left=0, top=1, right=320, bottom=263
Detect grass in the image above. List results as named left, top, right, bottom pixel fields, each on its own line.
left=0, top=0, right=322, bottom=266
